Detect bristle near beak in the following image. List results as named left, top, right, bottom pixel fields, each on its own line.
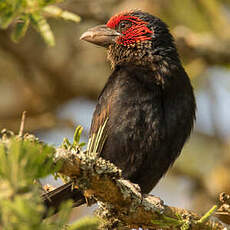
left=80, top=25, right=121, bottom=47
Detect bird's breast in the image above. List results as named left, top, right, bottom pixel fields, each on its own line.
left=98, top=73, right=166, bottom=180
left=90, top=65, right=195, bottom=193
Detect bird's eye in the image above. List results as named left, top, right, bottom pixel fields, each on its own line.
left=118, top=21, right=132, bottom=32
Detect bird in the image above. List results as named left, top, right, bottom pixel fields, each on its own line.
left=43, top=9, right=196, bottom=213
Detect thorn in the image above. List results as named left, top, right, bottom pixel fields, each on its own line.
left=18, top=111, right=27, bottom=137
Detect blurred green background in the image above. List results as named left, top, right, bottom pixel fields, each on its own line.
left=1, top=0, right=230, bottom=221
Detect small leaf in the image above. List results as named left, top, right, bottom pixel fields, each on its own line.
left=70, top=216, right=100, bottom=230
left=79, top=142, right=86, bottom=147
left=0, top=131, right=71, bottom=229
left=73, top=125, right=83, bottom=147
left=62, top=137, right=71, bottom=149
left=43, top=5, right=81, bottom=23
left=30, top=12, right=55, bottom=46
left=55, top=200, right=73, bottom=227
left=0, top=11, right=14, bottom=28
left=152, top=214, right=183, bottom=228
left=11, top=16, right=30, bottom=42
left=0, top=0, right=26, bottom=28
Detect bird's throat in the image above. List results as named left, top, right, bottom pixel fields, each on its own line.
left=107, top=43, right=179, bottom=87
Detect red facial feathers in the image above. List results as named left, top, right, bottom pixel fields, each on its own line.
left=107, top=14, right=153, bottom=46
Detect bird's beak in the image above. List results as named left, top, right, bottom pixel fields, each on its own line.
left=80, top=25, right=121, bottom=47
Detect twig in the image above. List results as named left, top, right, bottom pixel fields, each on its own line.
left=197, top=205, right=218, bottom=224
left=18, top=111, right=26, bottom=137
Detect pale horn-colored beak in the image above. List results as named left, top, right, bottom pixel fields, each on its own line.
left=80, top=25, right=121, bottom=47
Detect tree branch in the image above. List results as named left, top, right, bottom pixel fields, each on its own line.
left=43, top=147, right=226, bottom=229
left=174, top=26, right=230, bottom=65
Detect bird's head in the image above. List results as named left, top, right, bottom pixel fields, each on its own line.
left=80, top=10, right=179, bottom=69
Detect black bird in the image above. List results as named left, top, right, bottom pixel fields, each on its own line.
left=43, top=10, right=196, bottom=212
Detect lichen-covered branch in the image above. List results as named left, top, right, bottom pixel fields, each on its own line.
left=52, top=147, right=225, bottom=230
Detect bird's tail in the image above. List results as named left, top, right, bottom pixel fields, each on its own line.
left=42, top=181, right=86, bottom=217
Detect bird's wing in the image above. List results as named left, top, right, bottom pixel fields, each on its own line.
left=88, top=102, right=110, bottom=155
left=88, top=71, right=116, bottom=155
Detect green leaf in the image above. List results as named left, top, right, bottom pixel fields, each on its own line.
left=62, top=137, right=72, bottom=149
left=30, top=12, right=55, bottom=46
left=73, top=125, right=83, bottom=147
left=0, top=10, right=14, bottom=28
left=54, top=200, right=73, bottom=228
left=0, top=0, right=80, bottom=46
left=70, top=216, right=100, bottom=230
left=43, top=5, right=81, bottom=23
left=11, top=15, right=30, bottom=42
left=0, top=132, right=71, bottom=229
left=79, top=142, right=86, bottom=147
left=152, top=214, right=183, bottom=228
left=0, top=0, right=26, bottom=28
